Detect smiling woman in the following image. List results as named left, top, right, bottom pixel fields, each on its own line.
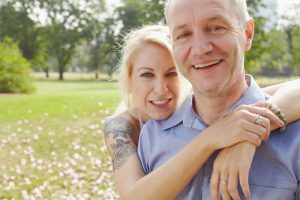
left=129, top=42, right=179, bottom=121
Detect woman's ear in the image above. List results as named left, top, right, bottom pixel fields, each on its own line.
left=245, top=19, right=255, bottom=51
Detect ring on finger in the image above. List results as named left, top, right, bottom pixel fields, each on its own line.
left=254, top=114, right=263, bottom=125
left=221, top=179, right=228, bottom=185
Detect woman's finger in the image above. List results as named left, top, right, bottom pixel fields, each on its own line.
left=239, top=104, right=283, bottom=127
left=227, top=168, right=240, bottom=200
left=239, top=167, right=251, bottom=199
left=220, top=171, right=231, bottom=200
left=210, top=170, right=220, bottom=200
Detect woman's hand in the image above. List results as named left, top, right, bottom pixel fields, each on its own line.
left=209, top=104, right=284, bottom=200
left=206, top=104, right=283, bottom=150
left=210, top=142, right=255, bottom=200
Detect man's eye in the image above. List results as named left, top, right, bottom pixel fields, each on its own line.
left=167, top=71, right=178, bottom=77
left=140, top=72, right=154, bottom=78
left=209, top=26, right=226, bottom=33
left=176, top=32, right=191, bottom=40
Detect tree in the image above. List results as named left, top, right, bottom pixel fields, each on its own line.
left=278, top=2, right=300, bottom=75
left=40, top=0, right=94, bottom=80
left=259, top=29, right=291, bottom=76
left=100, top=17, right=119, bottom=77
left=85, top=0, right=108, bottom=79
left=244, top=0, right=269, bottom=73
left=0, top=1, right=48, bottom=72
left=142, top=0, right=165, bottom=24
left=0, top=38, right=34, bottom=93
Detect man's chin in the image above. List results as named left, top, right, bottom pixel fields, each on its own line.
left=197, top=85, right=228, bottom=98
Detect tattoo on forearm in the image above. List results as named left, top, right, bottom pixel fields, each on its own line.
left=112, top=144, right=136, bottom=171
left=104, top=116, right=138, bottom=171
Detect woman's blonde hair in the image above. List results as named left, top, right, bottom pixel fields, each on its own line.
left=116, top=24, right=177, bottom=113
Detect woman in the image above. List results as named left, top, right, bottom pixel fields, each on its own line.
left=103, top=25, right=300, bottom=199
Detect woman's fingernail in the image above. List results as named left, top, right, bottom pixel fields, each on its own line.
left=278, top=121, right=284, bottom=127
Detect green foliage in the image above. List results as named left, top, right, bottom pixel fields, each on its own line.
left=258, top=29, right=291, bottom=76
left=0, top=39, right=35, bottom=93
left=245, top=0, right=268, bottom=73
left=0, top=2, right=48, bottom=70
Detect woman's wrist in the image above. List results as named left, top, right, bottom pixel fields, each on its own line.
left=265, top=101, right=287, bottom=132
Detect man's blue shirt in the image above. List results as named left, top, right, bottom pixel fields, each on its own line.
left=137, top=77, right=300, bottom=199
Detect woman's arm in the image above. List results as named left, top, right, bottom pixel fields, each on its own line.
left=267, top=79, right=300, bottom=123
left=262, top=78, right=299, bottom=96
left=211, top=79, right=300, bottom=200
left=104, top=108, right=277, bottom=200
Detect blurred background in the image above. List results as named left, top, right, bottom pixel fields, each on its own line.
left=0, top=0, right=299, bottom=199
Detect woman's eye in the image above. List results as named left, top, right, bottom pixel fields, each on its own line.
left=140, top=72, right=154, bottom=78
left=167, top=71, right=178, bottom=77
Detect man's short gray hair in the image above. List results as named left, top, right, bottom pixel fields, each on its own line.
left=164, top=0, right=251, bottom=28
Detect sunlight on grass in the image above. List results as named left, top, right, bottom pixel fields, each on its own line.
left=0, top=81, right=120, bottom=199
left=0, top=76, right=296, bottom=199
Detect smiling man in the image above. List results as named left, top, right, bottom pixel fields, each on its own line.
left=138, top=0, right=300, bottom=199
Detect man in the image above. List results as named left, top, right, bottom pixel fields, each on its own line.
left=138, top=0, right=300, bottom=199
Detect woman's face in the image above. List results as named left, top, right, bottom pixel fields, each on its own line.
left=130, top=43, right=180, bottom=121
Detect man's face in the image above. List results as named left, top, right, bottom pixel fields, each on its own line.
left=168, top=0, right=253, bottom=97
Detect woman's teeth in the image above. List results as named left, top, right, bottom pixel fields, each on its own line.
left=151, top=99, right=169, bottom=105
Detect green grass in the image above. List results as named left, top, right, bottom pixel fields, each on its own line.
left=31, top=72, right=116, bottom=81
left=256, top=76, right=298, bottom=87
left=0, top=76, right=296, bottom=199
left=0, top=81, right=120, bottom=199
left=0, top=81, right=119, bottom=122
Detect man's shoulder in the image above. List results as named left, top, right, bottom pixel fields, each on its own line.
left=268, top=118, right=300, bottom=146
left=285, top=118, right=300, bottom=136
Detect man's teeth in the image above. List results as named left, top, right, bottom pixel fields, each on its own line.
left=194, top=60, right=220, bottom=69
left=151, top=99, right=169, bottom=105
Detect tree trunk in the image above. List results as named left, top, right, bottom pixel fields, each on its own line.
left=95, top=70, right=99, bottom=79
left=44, top=67, right=49, bottom=78
left=58, top=67, right=64, bottom=80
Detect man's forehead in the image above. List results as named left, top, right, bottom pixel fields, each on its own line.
left=168, top=0, right=228, bottom=29
left=168, top=0, right=226, bottom=13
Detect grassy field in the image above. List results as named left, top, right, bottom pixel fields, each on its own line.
left=0, top=81, right=120, bottom=199
left=0, top=76, right=297, bottom=199
left=31, top=72, right=116, bottom=81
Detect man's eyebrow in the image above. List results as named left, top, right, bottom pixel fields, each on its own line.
left=172, top=24, right=188, bottom=35
left=206, top=15, right=229, bottom=23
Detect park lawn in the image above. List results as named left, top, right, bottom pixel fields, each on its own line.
left=0, top=81, right=120, bottom=199
left=0, top=76, right=296, bottom=199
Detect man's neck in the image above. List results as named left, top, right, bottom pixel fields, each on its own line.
left=194, top=76, right=248, bottom=126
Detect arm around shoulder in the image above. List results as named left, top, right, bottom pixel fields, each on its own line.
left=267, top=79, right=300, bottom=123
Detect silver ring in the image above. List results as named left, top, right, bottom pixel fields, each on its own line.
left=254, top=114, right=263, bottom=125
left=221, top=180, right=227, bottom=185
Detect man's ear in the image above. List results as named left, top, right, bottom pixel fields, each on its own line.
left=245, top=19, right=254, bottom=51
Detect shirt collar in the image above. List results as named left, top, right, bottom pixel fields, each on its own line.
left=161, top=75, right=267, bottom=131
left=224, top=75, right=268, bottom=115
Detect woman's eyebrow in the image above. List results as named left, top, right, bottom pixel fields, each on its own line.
left=137, top=67, right=154, bottom=72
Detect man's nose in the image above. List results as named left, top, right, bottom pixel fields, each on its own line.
left=191, top=32, right=213, bottom=56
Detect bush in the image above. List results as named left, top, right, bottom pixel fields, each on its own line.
left=0, top=39, right=35, bottom=93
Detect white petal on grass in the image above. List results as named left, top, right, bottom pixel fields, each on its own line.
left=33, top=134, right=39, bottom=140
left=24, top=177, right=31, bottom=185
